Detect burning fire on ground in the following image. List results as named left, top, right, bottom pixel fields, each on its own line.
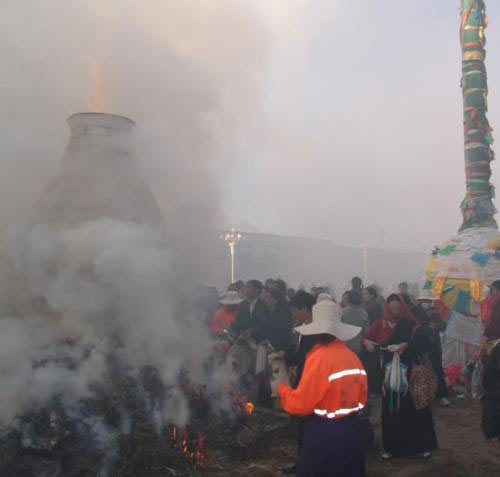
left=169, top=426, right=207, bottom=468
left=167, top=400, right=254, bottom=467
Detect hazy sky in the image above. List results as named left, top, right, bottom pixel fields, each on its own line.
left=230, top=0, right=500, bottom=251
left=1, top=1, right=500, bottom=253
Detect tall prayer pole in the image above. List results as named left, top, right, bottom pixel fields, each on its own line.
left=460, top=0, right=497, bottom=230
left=424, top=0, right=500, bottom=317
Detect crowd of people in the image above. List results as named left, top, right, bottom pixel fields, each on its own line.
left=206, top=276, right=500, bottom=477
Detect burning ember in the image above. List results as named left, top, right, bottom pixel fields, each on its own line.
left=233, top=391, right=256, bottom=417
left=169, top=426, right=207, bottom=468
left=241, top=401, right=255, bottom=416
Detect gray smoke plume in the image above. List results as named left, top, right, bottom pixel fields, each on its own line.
left=0, top=219, right=217, bottom=426
left=0, top=0, right=269, bottom=441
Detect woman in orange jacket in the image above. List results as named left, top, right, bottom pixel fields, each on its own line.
left=278, top=298, right=368, bottom=477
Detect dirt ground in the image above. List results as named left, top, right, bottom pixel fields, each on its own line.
left=204, top=397, right=500, bottom=477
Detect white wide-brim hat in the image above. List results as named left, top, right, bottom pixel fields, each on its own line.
left=417, top=288, right=435, bottom=302
left=294, top=299, right=361, bottom=342
left=220, top=291, right=244, bottom=306
left=316, top=292, right=334, bottom=303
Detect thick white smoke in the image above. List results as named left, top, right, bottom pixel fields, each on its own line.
left=0, top=219, right=230, bottom=428
left=0, top=0, right=270, bottom=435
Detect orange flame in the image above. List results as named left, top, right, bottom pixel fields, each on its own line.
left=89, top=58, right=107, bottom=112
left=169, top=425, right=207, bottom=467
left=242, top=402, right=255, bottom=415
left=195, top=432, right=206, bottom=466
left=170, top=426, right=177, bottom=447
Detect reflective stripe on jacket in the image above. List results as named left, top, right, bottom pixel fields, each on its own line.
left=278, top=340, right=368, bottom=419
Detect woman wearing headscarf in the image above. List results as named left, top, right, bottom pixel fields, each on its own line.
left=414, top=290, right=450, bottom=406
left=278, top=298, right=367, bottom=477
left=363, top=294, right=438, bottom=460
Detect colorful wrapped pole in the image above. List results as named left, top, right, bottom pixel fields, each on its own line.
left=460, top=0, right=497, bottom=230
left=423, top=1, right=500, bottom=317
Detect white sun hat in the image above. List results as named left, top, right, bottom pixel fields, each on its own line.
left=417, top=288, right=435, bottom=302
left=294, top=298, right=361, bottom=342
left=316, top=292, right=334, bottom=303
left=220, top=291, right=244, bottom=306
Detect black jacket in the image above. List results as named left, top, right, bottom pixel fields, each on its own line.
left=482, top=341, right=500, bottom=439
left=365, top=302, right=383, bottom=325
left=233, top=300, right=251, bottom=332
left=253, top=299, right=292, bottom=351
left=285, top=335, right=318, bottom=388
left=233, top=298, right=268, bottom=335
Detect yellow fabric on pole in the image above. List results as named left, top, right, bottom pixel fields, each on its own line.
left=470, top=279, right=482, bottom=302
left=433, top=277, right=446, bottom=298
left=464, top=88, right=487, bottom=95
left=463, top=51, right=485, bottom=61
left=487, top=235, right=500, bottom=250
left=432, top=277, right=489, bottom=316
left=426, top=257, right=437, bottom=282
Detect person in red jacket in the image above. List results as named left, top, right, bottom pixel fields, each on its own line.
left=210, top=291, right=243, bottom=335
left=278, top=298, right=367, bottom=477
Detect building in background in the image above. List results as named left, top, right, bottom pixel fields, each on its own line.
left=211, top=229, right=426, bottom=298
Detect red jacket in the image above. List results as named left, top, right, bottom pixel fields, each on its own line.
left=210, top=307, right=237, bottom=334
left=278, top=340, right=368, bottom=419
